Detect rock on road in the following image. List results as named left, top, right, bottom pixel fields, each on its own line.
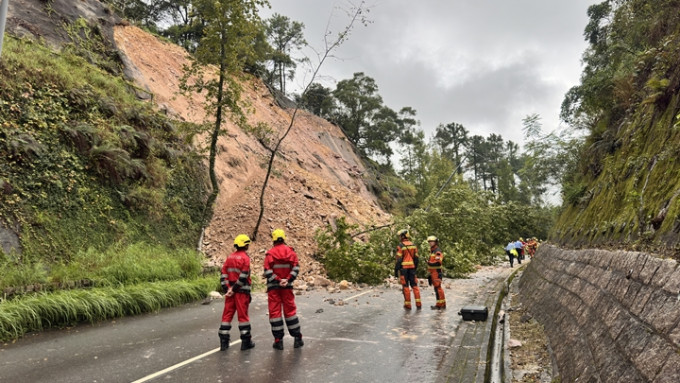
left=0, top=266, right=512, bottom=383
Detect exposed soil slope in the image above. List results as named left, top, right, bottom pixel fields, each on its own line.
left=112, top=26, right=390, bottom=277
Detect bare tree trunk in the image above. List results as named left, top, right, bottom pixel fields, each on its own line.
left=251, top=2, right=368, bottom=241
left=201, top=33, right=227, bottom=227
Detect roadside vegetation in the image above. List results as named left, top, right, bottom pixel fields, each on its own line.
left=0, top=277, right=216, bottom=341
left=553, top=0, right=680, bottom=255
left=0, top=29, right=210, bottom=339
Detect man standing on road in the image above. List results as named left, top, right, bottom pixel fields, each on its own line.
left=264, top=229, right=304, bottom=350
left=426, top=236, right=446, bottom=310
left=218, top=234, right=255, bottom=351
left=395, top=229, right=422, bottom=310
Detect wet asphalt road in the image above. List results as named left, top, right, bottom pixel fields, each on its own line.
left=0, top=268, right=508, bottom=383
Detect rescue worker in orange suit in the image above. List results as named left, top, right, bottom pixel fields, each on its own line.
left=426, top=236, right=446, bottom=310
left=526, top=237, right=538, bottom=258
left=218, top=234, right=255, bottom=351
left=395, top=229, right=422, bottom=310
left=264, top=229, right=304, bottom=350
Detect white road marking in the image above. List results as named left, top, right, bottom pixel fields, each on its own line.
left=341, top=289, right=374, bottom=302
left=322, top=337, right=379, bottom=344
left=130, top=340, right=241, bottom=383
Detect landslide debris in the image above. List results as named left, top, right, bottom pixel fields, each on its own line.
left=111, top=26, right=390, bottom=280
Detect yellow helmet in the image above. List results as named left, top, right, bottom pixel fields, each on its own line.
left=234, top=234, right=251, bottom=248
left=426, top=235, right=438, bottom=242
left=272, top=229, right=286, bottom=242
left=398, top=229, right=410, bottom=239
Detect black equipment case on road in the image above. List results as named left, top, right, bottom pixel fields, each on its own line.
left=458, top=306, right=489, bottom=321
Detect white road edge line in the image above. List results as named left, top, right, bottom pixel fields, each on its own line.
left=342, top=289, right=374, bottom=302
left=130, top=340, right=242, bottom=383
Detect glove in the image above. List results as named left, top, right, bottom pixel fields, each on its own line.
left=394, top=268, right=400, bottom=278
left=427, top=275, right=433, bottom=286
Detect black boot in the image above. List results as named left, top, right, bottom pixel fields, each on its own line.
left=272, top=338, right=284, bottom=350
left=293, top=336, right=304, bottom=348
left=219, top=334, right=230, bottom=351
left=240, top=336, right=255, bottom=351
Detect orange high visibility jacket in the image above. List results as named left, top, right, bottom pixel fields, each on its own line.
left=427, top=246, right=444, bottom=271
left=396, top=240, right=418, bottom=269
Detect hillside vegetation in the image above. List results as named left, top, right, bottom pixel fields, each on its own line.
left=0, top=34, right=209, bottom=288
left=553, top=0, right=680, bottom=258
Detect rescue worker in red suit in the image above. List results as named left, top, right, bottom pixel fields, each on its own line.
left=218, top=234, right=255, bottom=351
left=426, top=236, right=446, bottom=310
left=395, top=229, right=421, bottom=310
left=264, top=229, right=304, bottom=350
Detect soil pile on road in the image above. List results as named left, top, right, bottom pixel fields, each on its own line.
left=112, top=26, right=391, bottom=280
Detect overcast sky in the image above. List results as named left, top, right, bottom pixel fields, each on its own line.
left=262, top=0, right=598, bottom=148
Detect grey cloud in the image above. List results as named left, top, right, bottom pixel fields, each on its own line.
left=266, top=0, right=598, bottom=147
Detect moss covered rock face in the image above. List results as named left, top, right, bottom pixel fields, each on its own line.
left=552, top=1, right=680, bottom=258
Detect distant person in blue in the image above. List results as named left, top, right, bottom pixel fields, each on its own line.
left=513, top=239, right=524, bottom=264
left=505, top=241, right=518, bottom=267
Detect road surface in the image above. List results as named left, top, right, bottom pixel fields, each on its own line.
left=0, top=266, right=510, bottom=383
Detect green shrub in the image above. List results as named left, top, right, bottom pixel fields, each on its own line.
left=315, top=217, right=390, bottom=284
left=0, top=261, right=49, bottom=290
left=0, top=35, right=207, bottom=263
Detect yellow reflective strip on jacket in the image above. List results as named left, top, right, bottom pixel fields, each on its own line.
left=398, top=241, right=418, bottom=268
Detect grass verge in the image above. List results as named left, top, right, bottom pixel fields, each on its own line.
left=0, top=244, right=205, bottom=294
left=0, top=276, right=218, bottom=342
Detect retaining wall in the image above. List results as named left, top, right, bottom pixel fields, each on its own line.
left=518, top=245, right=680, bottom=382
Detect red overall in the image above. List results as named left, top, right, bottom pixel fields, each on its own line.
left=219, top=250, right=252, bottom=343
left=264, top=243, right=302, bottom=342
left=396, top=240, right=421, bottom=309
left=427, top=245, right=446, bottom=308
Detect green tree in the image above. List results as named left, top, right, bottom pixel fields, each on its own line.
left=397, top=111, right=425, bottom=186
left=484, top=133, right=505, bottom=194
left=158, top=1, right=205, bottom=52
left=466, top=135, right=486, bottom=190
left=296, top=82, right=336, bottom=118
left=520, top=114, right=581, bottom=206
left=433, top=122, right=468, bottom=173
left=180, top=0, right=268, bottom=226
left=332, top=72, right=404, bottom=162
left=264, top=13, right=307, bottom=93
left=332, top=72, right=382, bottom=147
left=102, top=0, right=172, bottom=29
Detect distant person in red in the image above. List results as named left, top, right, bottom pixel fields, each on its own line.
left=218, top=234, right=255, bottom=351
left=395, top=229, right=421, bottom=310
left=264, top=229, right=304, bottom=350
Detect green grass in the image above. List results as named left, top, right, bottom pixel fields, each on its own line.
left=0, top=277, right=217, bottom=341
left=0, top=243, right=204, bottom=292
